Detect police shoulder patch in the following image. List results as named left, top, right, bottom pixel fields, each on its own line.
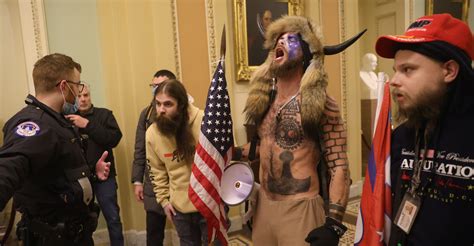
left=15, top=121, right=41, bottom=137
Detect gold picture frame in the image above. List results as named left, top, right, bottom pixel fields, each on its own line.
left=233, top=0, right=303, bottom=81
left=425, top=0, right=470, bottom=22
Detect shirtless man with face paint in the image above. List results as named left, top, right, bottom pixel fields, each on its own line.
left=234, top=16, right=365, bottom=246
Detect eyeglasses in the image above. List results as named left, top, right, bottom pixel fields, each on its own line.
left=56, top=80, right=85, bottom=93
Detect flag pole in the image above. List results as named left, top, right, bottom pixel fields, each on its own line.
left=220, top=25, right=226, bottom=62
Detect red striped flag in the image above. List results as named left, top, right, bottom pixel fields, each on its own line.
left=189, top=60, right=231, bottom=245
left=354, top=81, right=392, bottom=245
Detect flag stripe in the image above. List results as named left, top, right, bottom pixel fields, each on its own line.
left=355, top=81, right=392, bottom=246
left=188, top=60, right=231, bottom=246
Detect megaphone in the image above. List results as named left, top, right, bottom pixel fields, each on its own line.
left=221, top=161, right=255, bottom=206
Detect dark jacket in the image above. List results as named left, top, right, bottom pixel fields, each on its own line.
left=77, top=106, right=122, bottom=177
left=389, top=61, right=474, bottom=246
left=0, top=95, right=94, bottom=218
left=131, top=103, right=163, bottom=213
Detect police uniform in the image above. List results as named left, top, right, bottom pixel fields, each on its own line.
left=0, top=95, right=99, bottom=245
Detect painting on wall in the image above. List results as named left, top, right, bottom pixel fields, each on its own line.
left=426, top=0, right=470, bottom=22
left=233, top=0, right=303, bottom=81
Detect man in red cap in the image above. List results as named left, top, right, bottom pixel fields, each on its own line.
left=375, top=14, right=473, bottom=245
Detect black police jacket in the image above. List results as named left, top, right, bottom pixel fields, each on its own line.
left=0, top=95, right=94, bottom=218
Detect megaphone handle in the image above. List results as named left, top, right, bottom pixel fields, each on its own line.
left=249, top=135, right=259, bottom=161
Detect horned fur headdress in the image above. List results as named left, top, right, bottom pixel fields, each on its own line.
left=244, top=15, right=365, bottom=138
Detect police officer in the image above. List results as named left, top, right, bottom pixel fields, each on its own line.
left=0, top=53, right=110, bottom=245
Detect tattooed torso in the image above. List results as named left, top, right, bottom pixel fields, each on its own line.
left=258, top=94, right=320, bottom=201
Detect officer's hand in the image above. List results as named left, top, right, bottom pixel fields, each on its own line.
left=134, top=184, right=144, bottom=202
left=96, top=151, right=111, bottom=181
left=65, top=114, right=89, bottom=128
left=305, top=217, right=347, bottom=246
left=163, top=203, right=177, bottom=222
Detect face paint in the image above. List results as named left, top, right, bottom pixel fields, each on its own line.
left=286, top=33, right=302, bottom=60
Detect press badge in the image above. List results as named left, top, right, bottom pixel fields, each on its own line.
left=394, top=192, right=421, bottom=234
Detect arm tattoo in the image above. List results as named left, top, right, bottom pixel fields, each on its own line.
left=321, top=97, right=348, bottom=169
left=321, top=97, right=350, bottom=222
left=328, top=203, right=346, bottom=221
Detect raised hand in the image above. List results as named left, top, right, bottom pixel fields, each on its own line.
left=96, top=151, right=111, bottom=181
left=65, top=114, right=89, bottom=128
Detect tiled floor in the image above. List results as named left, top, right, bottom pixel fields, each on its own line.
left=228, top=196, right=361, bottom=246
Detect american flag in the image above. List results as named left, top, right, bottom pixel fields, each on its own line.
left=354, top=81, right=392, bottom=245
left=188, top=59, right=231, bottom=245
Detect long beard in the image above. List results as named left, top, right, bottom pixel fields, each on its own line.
left=394, top=85, right=447, bottom=129
left=269, top=58, right=301, bottom=78
left=155, top=114, right=181, bottom=137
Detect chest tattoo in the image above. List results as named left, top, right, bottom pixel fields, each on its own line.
left=275, top=97, right=303, bottom=150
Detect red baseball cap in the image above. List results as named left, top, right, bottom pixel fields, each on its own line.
left=376, top=14, right=474, bottom=59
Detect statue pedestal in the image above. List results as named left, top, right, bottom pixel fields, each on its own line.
left=360, top=99, right=377, bottom=175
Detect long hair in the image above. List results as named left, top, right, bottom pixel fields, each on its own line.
left=154, top=79, right=195, bottom=162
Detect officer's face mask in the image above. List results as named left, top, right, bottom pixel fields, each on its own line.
left=61, top=82, right=79, bottom=114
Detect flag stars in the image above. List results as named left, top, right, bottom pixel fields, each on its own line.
left=214, top=129, right=220, bottom=134
left=216, top=112, right=221, bottom=116
left=217, top=94, right=222, bottom=99
left=214, top=137, right=219, bottom=142
left=209, top=95, right=214, bottom=100
left=224, top=95, right=229, bottom=100
left=218, top=77, right=223, bottom=82
left=206, top=129, right=212, bottom=134
left=218, top=68, right=223, bottom=74
left=224, top=103, right=228, bottom=108
left=210, top=86, right=215, bottom=91
left=220, top=146, right=225, bottom=151
left=221, top=129, right=226, bottom=133
left=208, top=103, right=214, bottom=108
left=207, top=120, right=212, bottom=125
left=207, top=112, right=213, bottom=117
left=216, top=103, right=221, bottom=108
left=217, top=86, right=222, bottom=91
left=227, top=129, right=231, bottom=133
left=215, top=120, right=220, bottom=125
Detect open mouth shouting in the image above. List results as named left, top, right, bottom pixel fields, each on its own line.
left=274, top=46, right=286, bottom=62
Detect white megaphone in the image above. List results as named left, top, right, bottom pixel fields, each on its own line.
left=221, top=161, right=255, bottom=206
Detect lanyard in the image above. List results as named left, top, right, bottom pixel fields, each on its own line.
left=408, top=128, right=430, bottom=196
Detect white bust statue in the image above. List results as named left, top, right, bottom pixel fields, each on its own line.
left=360, top=53, right=379, bottom=99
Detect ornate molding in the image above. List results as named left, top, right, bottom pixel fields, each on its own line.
left=339, top=0, right=348, bottom=121
left=18, top=0, right=49, bottom=94
left=31, top=0, right=45, bottom=59
left=205, top=0, right=218, bottom=76
left=171, top=0, right=182, bottom=79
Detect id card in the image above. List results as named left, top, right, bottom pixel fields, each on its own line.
left=394, top=192, right=421, bottom=234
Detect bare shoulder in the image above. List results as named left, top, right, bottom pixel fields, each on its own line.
left=323, top=95, right=342, bottom=120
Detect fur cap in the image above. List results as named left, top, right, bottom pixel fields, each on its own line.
left=244, top=16, right=328, bottom=138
